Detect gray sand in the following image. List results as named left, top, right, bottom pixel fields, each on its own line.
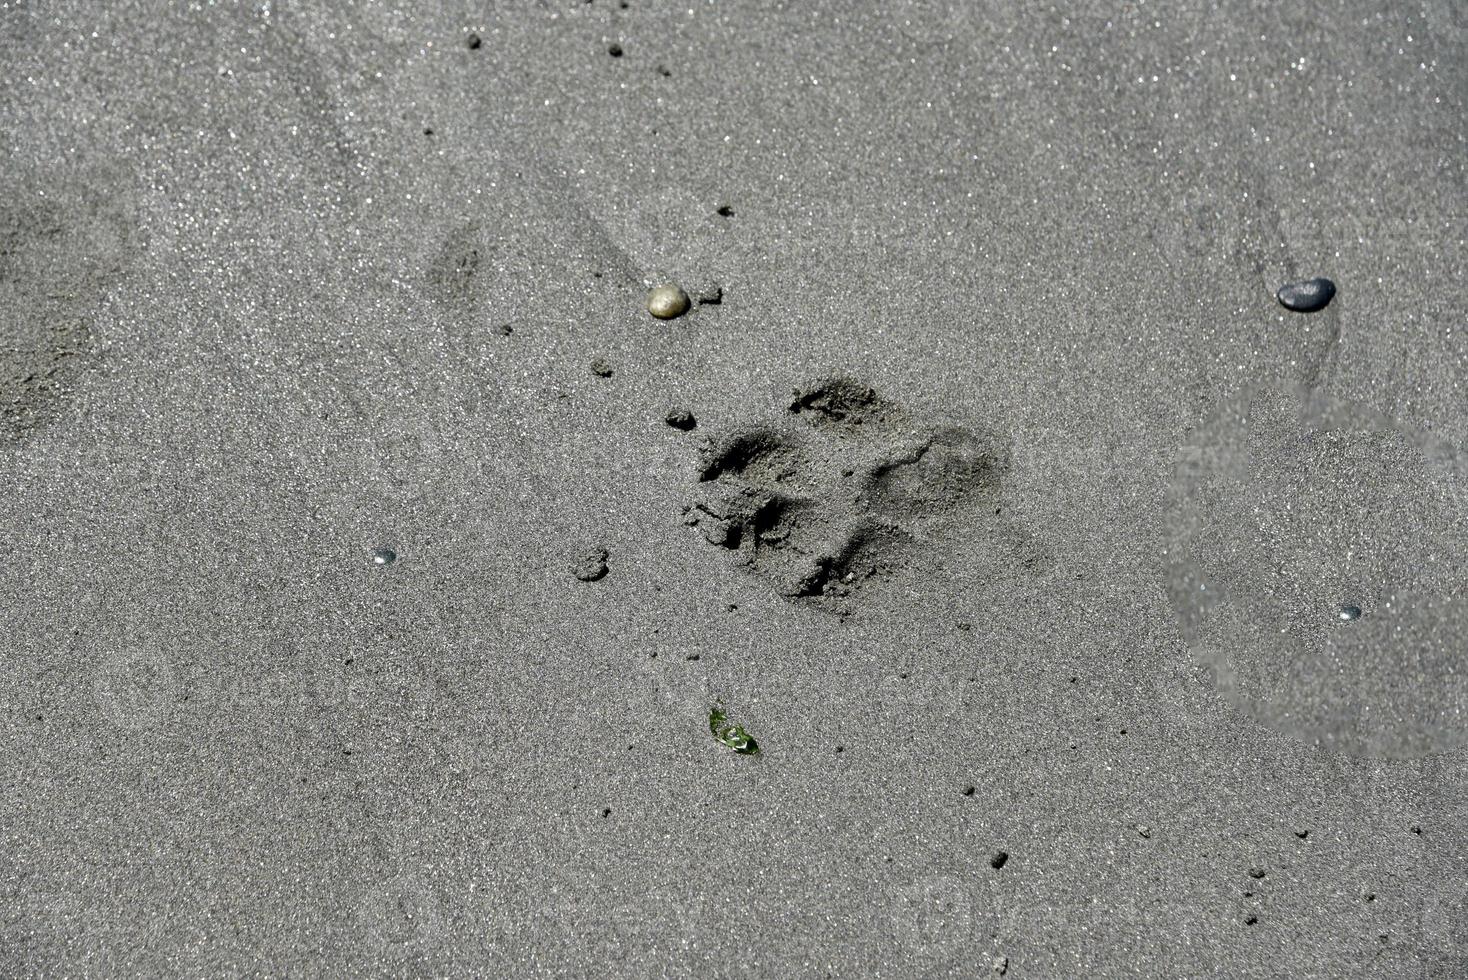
left=1, top=1, right=1465, bottom=977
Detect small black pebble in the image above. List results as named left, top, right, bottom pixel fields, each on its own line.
left=963, top=785, right=976, bottom=797
left=423, top=127, right=435, bottom=136
left=466, top=32, right=482, bottom=50
left=1276, top=276, right=1336, bottom=313
left=685, top=654, right=700, bottom=661
left=1410, top=825, right=1423, bottom=835
left=835, top=745, right=844, bottom=753
left=602, top=808, right=612, bottom=818
left=990, top=851, right=1009, bottom=869
left=1295, top=829, right=1310, bottom=839
left=1248, top=868, right=1266, bottom=879
left=696, top=286, right=723, bottom=306
left=1245, top=915, right=1258, bottom=926
left=716, top=205, right=734, bottom=217
left=656, top=64, right=672, bottom=77
left=591, top=357, right=614, bottom=378
left=608, top=43, right=623, bottom=57
left=1364, top=893, right=1376, bottom=902
left=665, top=407, right=697, bottom=430
left=496, top=323, right=514, bottom=336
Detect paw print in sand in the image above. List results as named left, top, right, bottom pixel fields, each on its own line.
left=684, top=376, right=1014, bottom=614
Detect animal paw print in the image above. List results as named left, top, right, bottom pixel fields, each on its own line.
left=684, top=376, right=1012, bottom=614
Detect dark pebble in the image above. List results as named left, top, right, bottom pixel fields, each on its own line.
left=990, top=851, right=1009, bottom=869
left=466, top=32, right=482, bottom=50
left=608, top=43, right=624, bottom=57
left=573, top=546, right=610, bottom=582
left=962, top=785, right=976, bottom=797
left=664, top=407, right=697, bottom=430
left=1248, top=867, right=1266, bottom=879
left=1276, top=277, right=1336, bottom=313
left=591, top=357, right=614, bottom=378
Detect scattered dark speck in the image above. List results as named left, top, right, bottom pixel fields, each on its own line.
left=496, top=323, right=514, bottom=336
left=835, top=745, right=844, bottom=753
left=423, top=127, right=434, bottom=136
left=573, top=546, right=610, bottom=582
left=1364, top=893, right=1376, bottom=902
left=1276, top=276, right=1336, bottom=313
left=685, top=653, right=700, bottom=661
left=1410, top=825, right=1423, bottom=835
left=1245, top=915, right=1258, bottom=926
left=990, top=851, right=1009, bottom=869
left=963, top=785, right=976, bottom=797
left=590, top=357, right=614, bottom=378
left=601, top=808, right=612, bottom=818
left=608, top=43, right=624, bottom=57
left=1295, top=829, right=1310, bottom=839
left=665, top=407, right=697, bottom=430
left=1248, top=867, right=1266, bottom=879
left=716, top=205, right=734, bottom=217
left=656, top=64, right=672, bottom=77
left=466, top=32, right=482, bottom=50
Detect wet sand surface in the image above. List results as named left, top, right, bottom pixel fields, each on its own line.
left=1, top=2, right=1465, bottom=976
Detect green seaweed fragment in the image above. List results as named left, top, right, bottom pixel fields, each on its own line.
left=709, top=705, right=761, bottom=756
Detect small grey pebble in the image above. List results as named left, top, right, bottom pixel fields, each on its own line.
left=647, top=283, right=690, bottom=320
left=573, top=546, right=610, bottom=582
left=1248, top=867, right=1266, bottom=879
left=665, top=407, right=697, bottom=430
left=591, top=357, right=614, bottom=378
